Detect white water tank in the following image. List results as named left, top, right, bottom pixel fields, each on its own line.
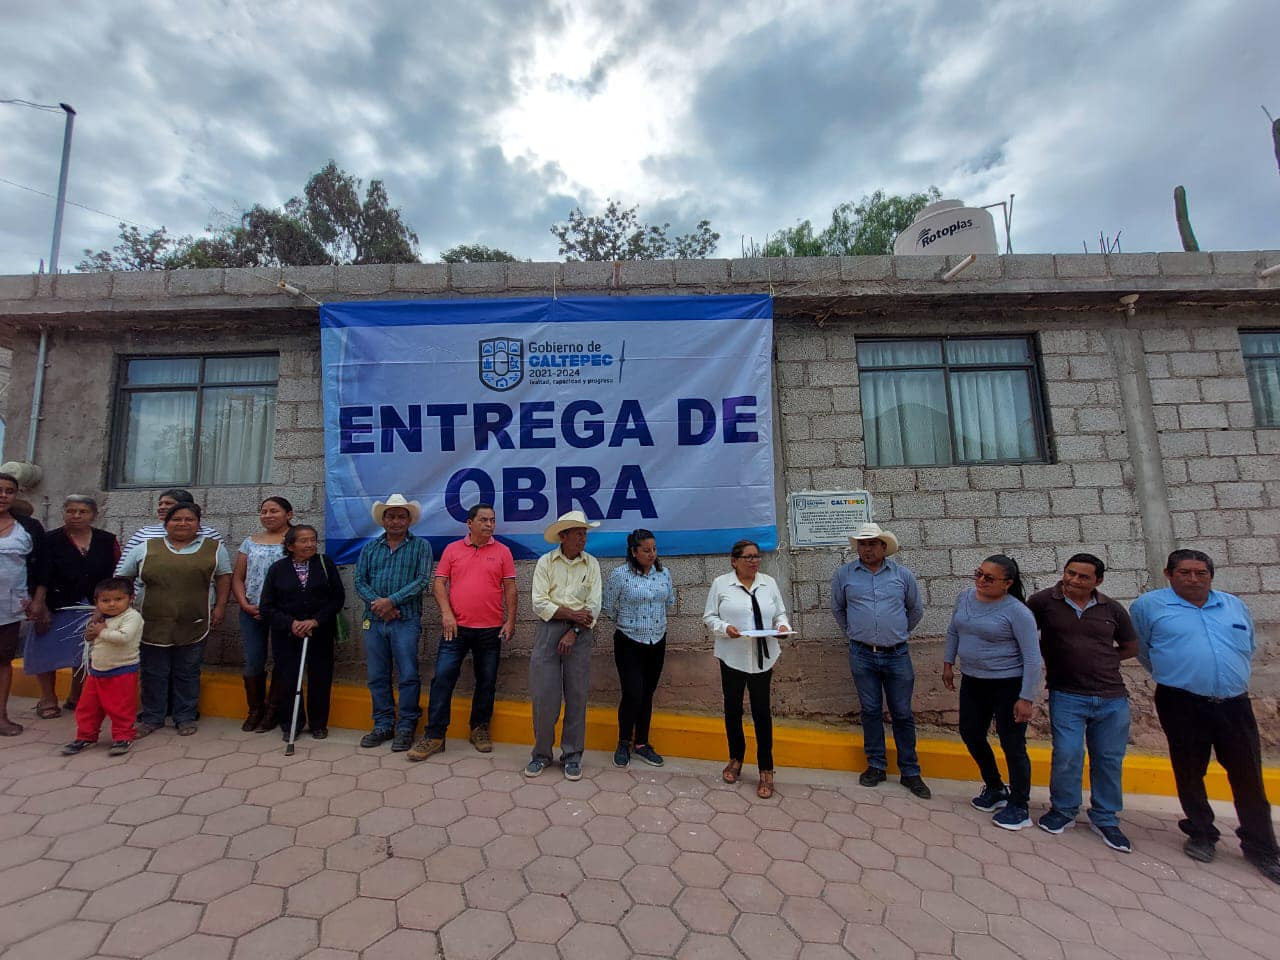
left=893, top=199, right=998, bottom=256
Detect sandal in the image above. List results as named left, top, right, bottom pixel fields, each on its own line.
left=757, top=770, right=775, bottom=800
left=722, top=759, right=743, bottom=784
left=36, top=701, right=62, bottom=719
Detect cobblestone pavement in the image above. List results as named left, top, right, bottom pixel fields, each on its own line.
left=2, top=704, right=1279, bottom=960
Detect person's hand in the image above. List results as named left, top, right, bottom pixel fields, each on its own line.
left=241, top=603, right=260, bottom=620
left=725, top=625, right=742, bottom=639
left=84, top=617, right=105, bottom=642
left=557, top=628, right=576, bottom=656
left=371, top=597, right=396, bottom=621
left=499, top=620, right=515, bottom=643
left=211, top=604, right=226, bottom=628
left=776, top=623, right=792, bottom=635
left=441, top=610, right=458, bottom=641
left=1013, top=698, right=1034, bottom=724
left=942, top=663, right=955, bottom=691
left=570, top=608, right=593, bottom=627
left=26, top=598, right=50, bottom=634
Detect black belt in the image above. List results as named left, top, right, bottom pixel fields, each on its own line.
left=854, top=641, right=907, bottom=654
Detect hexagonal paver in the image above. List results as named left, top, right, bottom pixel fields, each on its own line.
left=621, top=903, right=688, bottom=955
left=463, top=867, right=527, bottom=910
left=200, top=883, right=285, bottom=937
left=295, top=815, right=357, bottom=848
left=624, top=863, right=682, bottom=905
left=570, top=877, right=632, bottom=923
left=227, top=824, right=296, bottom=861
left=150, top=834, right=230, bottom=874
left=230, top=916, right=318, bottom=960
left=559, top=921, right=630, bottom=960
left=286, top=869, right=358, bottom=918
left=424, top=844, right=486, bottom=883
left=0, top=888, right=87, bottom=947
left=724, top=874, right=784, bottom=914
left=675, top=886, right=739, bottom=935
left=508, top=892, right=576, bottom=943
left=579, top=843, right=636, bottom=880
left=80, top=870, right=176, bottom=921
left=781, top=896, right=846, bottom=943
left=398, top=880, right=466, bottom=931
left=46, top=823, right=131, bottom=861
left=0, top=857, right=68, bottom=906
left=98, top=900, right=203, bottom=958
left=203, top=804, right=270, bottom=837
left=733, top=912, right=801, bottom=960
left=182, top=787, right=247, bottom=816
left=319, top=895, right=398, bottom=950
left=255, top=845, right=325, bottom=887
left=523, top=854, right=583, bottom=895
left=364, top=928, right=440, bottom=960
left=387, top=824, right=447, bottom=859
left=359, top=857, right=426, bottom=900
left=174, top=858, right=257, bottom=903
left=439, top=907, right=513, bottom=960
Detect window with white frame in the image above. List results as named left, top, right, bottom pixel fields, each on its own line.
left=111, top=354, right=279, bottom=486
left=857, top=336, right=1049, bottom=468
left=1241, top=331, right=1280, bottom=428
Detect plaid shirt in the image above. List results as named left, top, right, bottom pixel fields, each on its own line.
left=354, top=532, right=434, bottom=620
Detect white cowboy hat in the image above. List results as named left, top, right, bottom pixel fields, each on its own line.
left=371, top=493, right=422, bottom=527
left=543, top=510, right=601, bottom=543
left=849, top=521, right=899, bottom=556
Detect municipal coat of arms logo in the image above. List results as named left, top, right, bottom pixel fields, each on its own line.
left=479, top=337, right=523, bottom=391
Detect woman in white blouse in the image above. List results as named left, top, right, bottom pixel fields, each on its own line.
left=702, top=539, right=791, bottom=799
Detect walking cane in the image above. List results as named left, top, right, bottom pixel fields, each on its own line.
left=284, top=632, right=310, bottom=757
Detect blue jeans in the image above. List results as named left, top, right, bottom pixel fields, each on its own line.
left=139, top=640, right=205, bottom=726
left=1048, top=690, right=1130, bottom=827
left=239, top=610, right=271, bottom=675
left=364, top=617, right=422, bottom=734
left=849, top=643, right=920, bottom=777
left=425, top=626, right=502, bottom=738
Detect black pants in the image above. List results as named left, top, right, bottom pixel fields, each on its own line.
left=1154, top=684, right=1279, bottom=859
left=958, top=675, right=1031, bottom=806
left=615, top=631, right=666, bottom=745
left=271, top=630, right=335, bottom=732
left=720, top=660, right=773, bottom=771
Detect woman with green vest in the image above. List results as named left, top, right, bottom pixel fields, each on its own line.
left=117, top=502, right=233, bottom=736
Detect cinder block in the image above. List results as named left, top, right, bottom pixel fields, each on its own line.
left=1054, top=435, right=1106, bottom=462
left=1211, top=251, right=1263, bottom=275
left=1045, top=381, right=1097, bottom=406
left=1215, top=481, right=1265, bottom=508
left=1149, top=378, right=1201, bottom=404
left=1100, top=488, right=1137, bottom=514
left=864, top=468, right=917, bottom=492
left=1080, top=516, right=1138, bottom=540
left=777, top=337, right=827, bottom=361
left=1030, top=517, right=1082, bottom=542
left=1038, top=329, right=1092, bottom=355
left=1070, top=462, right=1124, bottom=487
left=618, top=260, right=674, bottom=286
left=789, top=441, right=837, bottom=467
left=978, top=517, right=1030, bottom=544
left=111, top=271, right=168, bottom=298
left=893, top=255, right=947, bottom=280
left=1144, top=354, right=1170, bottom=379
left=831, top=386, right=860, bottom=413
left=1171, top=511, right=1199, bottom=539
left=917, top=468, right=969, bottom=491
left=0, top=275, right=37, bottom=300
left=998, top=491, right=1051, bottom=517
left=785, top=257, right=840, bottom=282
left=1163, top=459, right=1189, bottom=484
left=336, top=264, right=392, bottom=294
left=1226, top=401, right=1256, bottom=429
left=924, top=519, right=977, bottom=546
left=1166, top=484, right=1217, bottom=512
left=1178, top=403, right=1228, bottom=429
left=1054, top=255, right=1108, bottom=278
left=1199, top=378, right=1251, bottom=403
left=561, top=261, right=613, bottom=289
left=1076, top=406, right=1122, bottom=434
left=807, top=361, right=859, bottom=387
left=1141, top=328, right=1192, bottom=352
left=778, top=387, right=833, bottom=414
left=1020, top=464, right=1075, bottom=489
left=1238, top=454, right=1280, bottom=481
left=836, top=440, right=866, bottom=467
left=840, top=256, right=892, bottom=281
left=54, top=272, right=113, bottom=300
left=729, top=258, right=785, bottom=282
left=1107, top=253, right=1159, bottom=276
left=1002, top=255, right=1054, bottom=279
left=1187, top=458, right=1240, bottom=483
left=1158, top=251, right=1213, bottom=276
left=943, top=253, right=1002, bottom=280
left=1212, top=566, right=1260, bottom=594
left=1067, top=355, right=1113, bottom=380
left=809, top=414, right=860, bottom=440
left=1207, top=431, right=1257, bottom=456
left=782, top=414, right=811, bottom=440
left=1158, top=432, right=1208, bottom=457
left=943, top=491, right=990, bottom=516
left=970, top=465, right=1022, bottom=490
left=1050, top=488, right=1101, bottom=515
left=890, top=493, right=945, bottom=518
left=276, top=377, right=321, bottom=402
left=1197, top=512, right=1252, bottom=538
left=286, top=265, right=337, bottom=293
left=673, top=259, right=729, bottom=284
left=1168, top=351, right=1219, bottom=377
left=393, top=262, right=449, bottom=291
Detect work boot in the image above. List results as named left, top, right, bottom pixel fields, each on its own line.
left=255, top=680, right=278, bottom=733
left=242, top=674, right=265, bottom=732
left=469, top=725, right=493, bottom=753
left=407, top=737, right=445, bottom=761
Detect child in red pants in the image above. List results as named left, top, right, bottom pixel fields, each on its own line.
left=62, top=578, right=144, bottom=757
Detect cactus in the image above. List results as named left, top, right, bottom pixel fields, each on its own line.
left=1173, top=185, right=1199, bottom=252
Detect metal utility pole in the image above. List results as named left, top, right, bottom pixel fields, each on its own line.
left=47, top=102, right=76, bottom=273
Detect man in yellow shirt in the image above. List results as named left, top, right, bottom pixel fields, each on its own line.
left=526, top=511, right=602, bottom=781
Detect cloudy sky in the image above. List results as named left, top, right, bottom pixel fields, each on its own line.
left=1, top=0, right=1276, bottom=276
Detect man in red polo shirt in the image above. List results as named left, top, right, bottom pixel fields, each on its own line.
left=409, top=504, right=517, bottom=760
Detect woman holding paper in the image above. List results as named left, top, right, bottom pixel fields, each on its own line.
left=703, top=539, right=791, bottom=799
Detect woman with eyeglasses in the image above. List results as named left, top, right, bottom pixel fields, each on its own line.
left=703, top=539, right=791, bottom=799
left=943, top=554, right=1042, bottom=830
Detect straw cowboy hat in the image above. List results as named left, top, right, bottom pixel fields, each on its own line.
left=849, top=521, right=900, bottom=556
left=543, top=510, right=601, bottom=543
left=371, top=493, right=422, bottom=526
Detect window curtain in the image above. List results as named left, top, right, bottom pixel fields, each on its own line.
left=1241, top=333, right=1280, bottom=428
left=861, top=370, right=952, bottom=466
left=197, top=386, right=278, bottom=484
left=122, top=391, right=197, bottom=484
left=949, top=370, right=1039, bottom=462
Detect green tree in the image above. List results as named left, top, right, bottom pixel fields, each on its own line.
left=550, top=199, right=719, bottom=261
left=763, top=187, right=942, bottom=257
left=440, top=243, right=520, bottom=263
left=77, top=160, right=419, bottom=270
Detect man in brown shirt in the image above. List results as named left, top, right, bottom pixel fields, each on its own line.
left=1027, top=553, right=1138, bottom=853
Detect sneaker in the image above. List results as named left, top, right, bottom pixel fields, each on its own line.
left=613, top=742, right=631, bottom=767
left=1091, top=823, right=1132, bottom=853
left=134, top=722, right=160, bottom=739
left=859, top=766, right=887, bottom=788
left=108, top=740, right=132, bottom=757
left=360, top=728, right=394, bottom=748
left=310, top=727, right=328, bottom=740
left=633, top=744, right=664, bottom=767
left=564, top=760, right=583, bottom=781
left=1183, top=837, right=1216, bottom=863
left=993, top=804, right=1032, bottom=831
left=900, top=775, right=932, bottom=800
left=971, top=784, right=1009, bottom=812
left=524, top=757, right=548, bottom=778
left=469, top=725, right=493, bottom=753
left=61, top=739, right=95, bottom=755
left=391, top=730, right=415, bottom=752
left=1038, top=810, right=1076, bottom=835
left=407, top=737, right=445, bottom=762
left=1244, top=852, right=1280, bottom=884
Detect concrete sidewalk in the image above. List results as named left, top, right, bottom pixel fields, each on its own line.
left=2, top=697, right=1278, bottom=960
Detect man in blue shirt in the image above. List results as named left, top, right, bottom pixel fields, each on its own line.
left=831, top=522, right=929, bottom=799
left=1131, top=549, right=1280, bottom=884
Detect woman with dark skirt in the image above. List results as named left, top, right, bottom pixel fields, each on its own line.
left=943, top=554, right=1042, bottom=831
left=259, top=525, right=345, bottom=739
left=32, top=495, right=121, bottom=717
left=602, top=529, right=675, bottom=768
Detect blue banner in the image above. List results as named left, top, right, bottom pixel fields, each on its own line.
left=320, top=295, right=775, bottom=562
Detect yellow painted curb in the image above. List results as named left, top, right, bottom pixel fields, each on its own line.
left=17, top=665, right=1278, bottom=802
